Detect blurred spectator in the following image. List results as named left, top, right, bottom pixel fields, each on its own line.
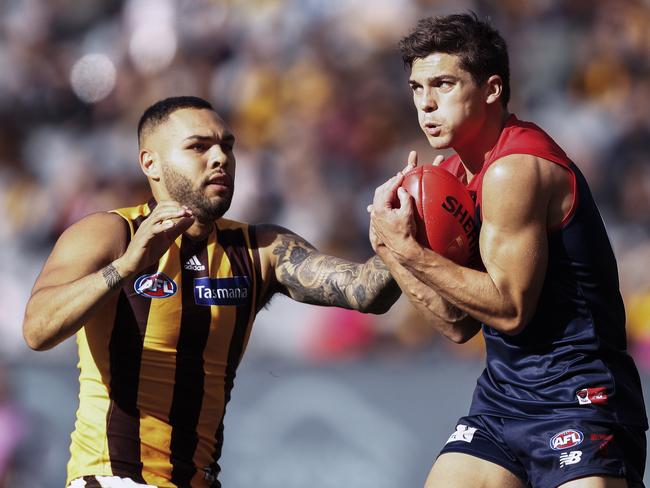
left=0, top=366, right=25, bottom=487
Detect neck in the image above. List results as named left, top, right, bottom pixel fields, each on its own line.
left=184, top=218, right=215, bottom=241
left=456, top=110, right=510, bottom=180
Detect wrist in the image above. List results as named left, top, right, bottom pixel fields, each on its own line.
left=111, top=257, right=136, bottom=281
left=101, top=262, right=124, bottom=290
left=395, top=236, right=422, bottom=265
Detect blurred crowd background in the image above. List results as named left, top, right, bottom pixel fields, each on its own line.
left=1, top=0, right=650, bottom=486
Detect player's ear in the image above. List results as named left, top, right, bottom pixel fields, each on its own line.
left=140, top=148, right=161, bottom=181
left=485, top=75, right=503, bottom=105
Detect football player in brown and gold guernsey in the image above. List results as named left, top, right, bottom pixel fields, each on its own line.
left=22, top=96, right=400, bottom=488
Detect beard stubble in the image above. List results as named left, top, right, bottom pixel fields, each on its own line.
left=161, top=163, right=233, bottom=222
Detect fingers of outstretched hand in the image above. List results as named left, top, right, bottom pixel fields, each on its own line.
left=406, top=150, right=418, bottom=170
left=152, top=203, right=192, bottom=221
left=432, top=154, right=444, bottom=166
left=152, top=215, right=195, bottom=236
left=146, top=204, right=193, bottom=233
left=396, top=150, right=418, bottom=177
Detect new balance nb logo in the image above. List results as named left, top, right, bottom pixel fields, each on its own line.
left=559, top=450, right=582, bottom=468
left=184, top=255, right=205, bottom=271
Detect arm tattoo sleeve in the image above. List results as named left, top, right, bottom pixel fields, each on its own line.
left=102, top=263, right=123, bottom=290
left=273, top=234, right=398, bottom=311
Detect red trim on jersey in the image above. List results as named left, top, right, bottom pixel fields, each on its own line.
left=549, top=165, right=578, bottom=233
left=438, top=115, right=578, bottom=232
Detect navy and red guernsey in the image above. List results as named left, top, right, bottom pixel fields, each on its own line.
left=441, top=114, right=648, bottom=427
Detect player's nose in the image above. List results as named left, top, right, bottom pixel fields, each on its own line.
left=419, top=89, right=437, bottom=113
left=207, top=145, right=228, bottom=169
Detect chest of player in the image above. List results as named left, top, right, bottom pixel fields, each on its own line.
left=120, top=233, right=257, bottom=349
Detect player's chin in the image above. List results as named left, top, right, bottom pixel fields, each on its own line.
left=213, top=194, right=233, bottom=211
left=422, top=130, right=450, bottom=149
left=197, top=200, right=231, bottom=222
left=426, top=136, right=451, bottom=150
left=204, top=187, right=233, bottom=205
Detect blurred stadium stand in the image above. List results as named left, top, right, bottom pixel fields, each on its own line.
left=1, top=0, right=649, bottom=486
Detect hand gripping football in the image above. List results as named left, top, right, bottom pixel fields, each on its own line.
left=401, top=165, right=478, bottom=265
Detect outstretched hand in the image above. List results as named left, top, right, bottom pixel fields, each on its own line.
left=116, top=201, right=195, bottom=276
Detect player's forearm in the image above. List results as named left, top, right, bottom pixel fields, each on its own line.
left=351, top=255, right=401, bottom=314
left=396, top=240, right=524, bottom=335
left=273, top=236, right=400, bottom=313
left=23, top=261, right=125, bottom=350
left=378, top=249, right=480, bottom=343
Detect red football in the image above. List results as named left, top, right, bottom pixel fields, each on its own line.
left=401, top=165, right=478, bottom=265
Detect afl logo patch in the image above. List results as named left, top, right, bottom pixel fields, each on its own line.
left=550, top=429, right=584, bottom=450
left=134, top=272, right=177, bottom=298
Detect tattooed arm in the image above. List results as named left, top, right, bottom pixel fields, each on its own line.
left=257, top=224, right=401, bottom=314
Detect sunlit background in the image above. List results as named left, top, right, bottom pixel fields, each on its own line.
left=1, top=0, right=650, bottom=486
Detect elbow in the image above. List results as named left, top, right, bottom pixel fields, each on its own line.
left=358, top=301, right=392, bottom=315
left=22, top=314, right=51, bottom=351
left=442, top=330, right=467, bottom=344
left=358, top=286, right=401, bottom=315
left=23, top=327, right=47, bottom=351
left=495, top=312, right=529, bottom=336
left=447, top=330, right=475, bottom=344
left=23, top=331, right=47, bottom=352
left=440, top=321, right=479, bottom=344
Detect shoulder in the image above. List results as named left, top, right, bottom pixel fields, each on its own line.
left=34, top=212, right=130, bottom=292
left=253, top=223, right=303, bottom=246
left=63, top=211, right=128, bottom=237
left=481, top=154, right=557, bottom=226
left=252, top=223, right=317, bottom=269
left=244, top=223, right=317, bottom=303
left=55, top=211, right=129, bottom=260
left=484, top=153, right=565, bottom=193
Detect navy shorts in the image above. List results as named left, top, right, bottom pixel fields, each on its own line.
left=439, top=415, right=646, bottom=488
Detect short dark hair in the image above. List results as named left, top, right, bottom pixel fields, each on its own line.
left=137, top=96, right=214, bottom=145
left=399, top=12, right=510, bottom=106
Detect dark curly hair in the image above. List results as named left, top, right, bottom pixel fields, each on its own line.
left=399, top=12, right=510, bottom=106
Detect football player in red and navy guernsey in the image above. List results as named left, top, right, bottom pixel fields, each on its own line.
left=369, top=13, right=647, bottom=488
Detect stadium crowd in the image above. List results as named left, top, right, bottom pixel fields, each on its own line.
left=1, top=0, right=649, bottom=484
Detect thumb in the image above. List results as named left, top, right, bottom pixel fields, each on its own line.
left=397, top=187, right=413, bottom=211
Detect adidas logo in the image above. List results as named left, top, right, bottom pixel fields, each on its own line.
left=184, top=255, right=205, bottom=271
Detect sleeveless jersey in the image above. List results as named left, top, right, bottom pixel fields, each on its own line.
left=66, top=200, right=265, bottom=487
left=441, top=115, right=648, bottom=427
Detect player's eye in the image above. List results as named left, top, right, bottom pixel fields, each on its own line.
left=188, top=143, right=207, bottom=152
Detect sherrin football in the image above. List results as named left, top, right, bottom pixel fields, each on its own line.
left=400, top=165, right=478, bottom=266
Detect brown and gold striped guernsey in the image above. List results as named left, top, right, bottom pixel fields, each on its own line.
left=67, top=200, right=264, bottom=487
